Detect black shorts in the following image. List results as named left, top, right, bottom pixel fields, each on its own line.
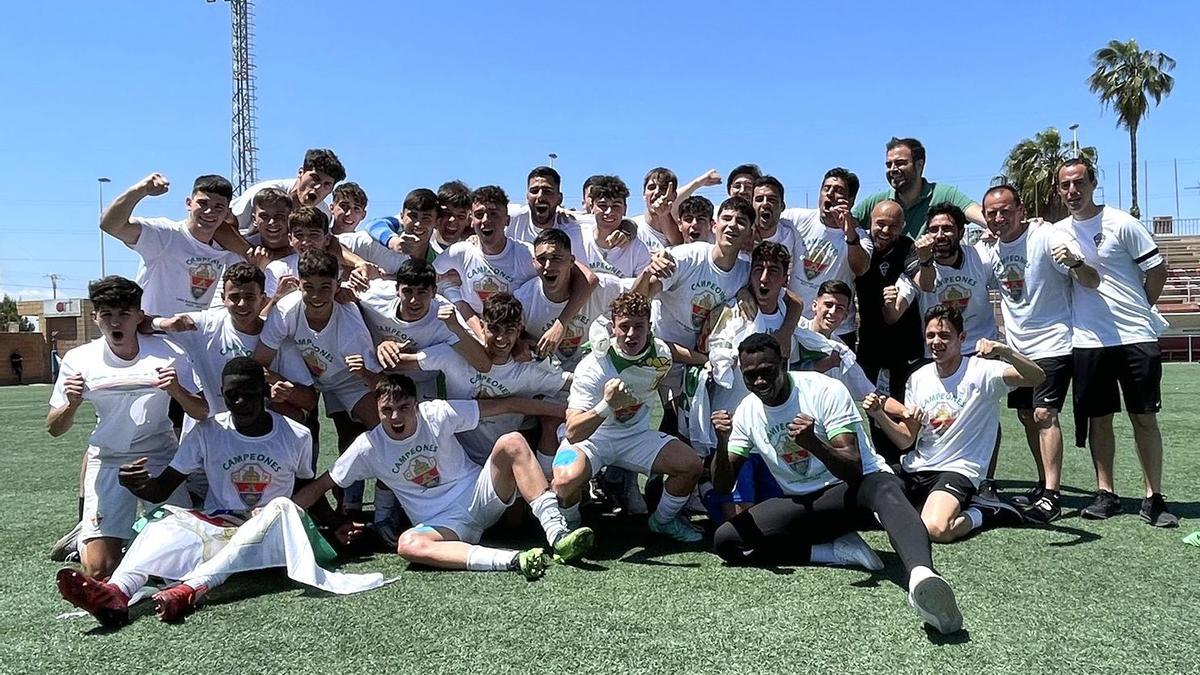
left=896, top=467, right=976, bottom=509
left=1072, top=343, right=1162, bottom=417
left=1007, top=354, right=1073, bottom=411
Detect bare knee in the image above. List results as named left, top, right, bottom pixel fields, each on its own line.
left=922, top=517, right=954, bottom=544
left=396, top=532, right=434, bottom=561
left=1033, top=407, right=1058, bottom=428
left=1129, top=413, right=1159, bottom=434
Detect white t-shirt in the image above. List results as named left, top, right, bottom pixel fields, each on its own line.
left=433, top=239, right=536, bottom=314
left=417, top=344, right=569, bottom=461
left=230, top=178, right=331, bottom=234
left=337, top=230, right=411, bottom=275
left=631, top=213, right=671, bottom=252
left=567, top=337, right=673, bottom=441
left=902, top=356, right=1011, bottom=485
left=729, top=371, right=885, bottom=496
left=356, top=280, right=468, bottom=398
left=981, top=225, right=1075, bottom=359
left=129, top=218, right=243, bottom=317
left=263, top=253, right=300, bottom=298
left=50, top=335, right=200, bottom=461
left=259, top=292, right=380, bottom=389
left=654, top=242, right=750, bottom=349
left=169, top=411, right=313, bottom=512
left=902, top=244, right=999, bottom=354
left=705, top=302, right=792, bottom=411
left=578, top=222, right=652, bottom=278
left=515, top=273, right=631, bottom=371
left=1058, top=207, right=1167, bottom=348
left=783, top=208, right=864, bottom=329
left=169, top=308, right=313, bottom=416
left=331, top=400, right=483, bottom=527
left=507, top=204, right=588, bottom=260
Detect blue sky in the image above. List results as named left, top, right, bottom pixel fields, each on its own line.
left=2, top=1, right=1198, bottom=301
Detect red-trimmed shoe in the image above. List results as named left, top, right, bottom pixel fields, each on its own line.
left=56, top=568, right=130, bottom=628
left=153, top=583, right=206, bottom=623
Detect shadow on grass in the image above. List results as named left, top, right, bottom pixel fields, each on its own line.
left=924, top=624, right=971, bottom=645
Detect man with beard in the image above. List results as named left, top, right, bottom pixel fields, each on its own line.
left=853, top=138, right=984, bottom=238
left=1053, top=159, right=1175, bottom=527
left=508, top=166, right=586, bottom=254
left=228, top=148, right=345, bottom=234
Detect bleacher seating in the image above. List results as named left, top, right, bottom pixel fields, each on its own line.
left=1155, top=235, right=1200, bottom=361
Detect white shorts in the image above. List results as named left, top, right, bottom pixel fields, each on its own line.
left=320, top=378, right=372, bottom=419
left=421, top=457, right=514, bottom=545
left=560, top=429, right=674, bottom=478
left=80, top=454, right=190, bottom=545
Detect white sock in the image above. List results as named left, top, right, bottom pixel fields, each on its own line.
left=535, top=451, right=555, bottom=481
left=908, top=564, right=938, bottom=593
left=653, top=490, right=688, bottom=524
left=466, top=545, right=519, bottom=572
left=108, top=570, right=148, bottom=599
left=561, top=501, right=581, bottom=529
left=530, top=491, right=569, bottom=545
left=962, top=507, right=984, bottom=531
left=809, top=543, right=837, bottom=565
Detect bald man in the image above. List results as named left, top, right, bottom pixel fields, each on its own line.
left=854, top=200, right=935, bottom=462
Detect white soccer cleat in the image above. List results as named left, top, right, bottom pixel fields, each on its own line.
left=907, top=566, right=963, bottom=634
left=832, top=532, right=884, bottom=571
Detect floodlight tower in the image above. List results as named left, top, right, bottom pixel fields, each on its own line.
left=208, top=0, right=260, bottom=193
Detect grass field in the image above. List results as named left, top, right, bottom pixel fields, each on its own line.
left=1, top=366, right=1198, bottom=674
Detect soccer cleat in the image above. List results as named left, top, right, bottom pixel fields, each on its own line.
left=56, top=568, right=129, bottom=628
left=832, top=532, right=884, bottom=571
left=975, top=479, right=1001, bottom=503
left=648, top=515, right=703, bottom=543
left=907, top=567, right=963, bottom=635
left=153, top=583, right=204, bottom=623
left=1081, top=489, right=1122, bottom=520
left=1010, top=483, right=1045, bottom=507
left=968, top=493, right=1025, bottom=528
left=1023, top=493, right=1062, bottom=525
left=1139, top=494, right=1179, bottom=528
left=552, top=526, right=595, bottom=563
left=49, top=521, right=83, bottom=563
left=514, top=548, right=550, bottom=581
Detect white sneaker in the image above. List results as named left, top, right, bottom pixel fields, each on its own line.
left=832, top=532, right=884, bottom=571
left=907, top=566, right=963, bottom=634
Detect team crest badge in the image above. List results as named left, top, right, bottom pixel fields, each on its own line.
left=188, top=260, right=220, bottom=299
left=232, top=463, right=271, bottom=507
left=405, top=456, right=441, bottom=488
left=1001, top=263, right=1025, bottom=302
left=475, top=276, right=505, bottom=303
left=1093, top=232, right=1105, bottom=247
left=803, top=239, right=836, bottom=280
left=879, top=261, right=891, bottom=277
left=301, top=348, right=326, bottom=377
left=779, top=439, right=811, bottom=475
left=928, top=402, right=960, bottom=435
left=939, top=285, right=971, bottom=311
left=690, top=290, right=719, bottom=329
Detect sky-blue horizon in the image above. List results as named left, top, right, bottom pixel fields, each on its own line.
left=2, top=1, right=1197, bottom=300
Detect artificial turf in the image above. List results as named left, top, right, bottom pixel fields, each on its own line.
left=1, top=366, right=1197, bottom=674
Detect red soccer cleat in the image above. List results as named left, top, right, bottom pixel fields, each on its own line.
left=56, top=568, right=130, bottom=628
left=152, top=583, right=205, bottom=623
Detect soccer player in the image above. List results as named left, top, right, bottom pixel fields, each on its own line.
left=630, top=167, right=683, bottom=251
left=100, top=173, right=249, bottom=317
left=978, top=185, right=1076, bottom=522
left=799, top=281, right=880, bottom=402
left=852, top=137, right=985, bottom=238
left=294, top=374, right=594, bottom=576
left=507, top=166, right=585, bottom=252
left=579, top=175, right=652, bottom=278
left=47, top=276, right=208, bottom=579
left=711, top=333, right=963, bottom=635
left=725, top=164, right=762, bottom=202
left=747, top=175, right=797, bottom=260
left=356, top=188, right=441, bottom=271
left=434, top=180, right=473, bottom=252
left=154, top=263, right=317, bottom=423
left=1053, top=159, right=1176, bottom=526
left=866, top=306, right=1045, bottom=542
left=263, top=206, right=336, bottom=301
left=247, top=187, right=295, bottom=262
left=330, top=182, right=369, bottom=235
left=55, top=358, right=384, bottom=627
left=677, top=195, right=715, bottom=244
left=228, top=148, right=346, bottom=233
left=552, top=291, right=705, bottom=542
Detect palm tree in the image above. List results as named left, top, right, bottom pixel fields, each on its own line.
left=1088, top=39, right=1176, bottom=219
left=1002, top=127, right=1098, bottom=222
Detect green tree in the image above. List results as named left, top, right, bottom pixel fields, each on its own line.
left=1088, top=38, right=1175, bottom=219
left=0, top=295, right=35, bottom=332
left=1002, top=127, right=1098, bottom=222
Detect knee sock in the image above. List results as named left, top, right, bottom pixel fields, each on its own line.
left=108, top=569, right=149, bottom=599
left=962, top=507, right=984, bottom=532
left=653, top=490, right=688, bottom=524
left=466, top=545, right=519, bottom=572
left=530, top=491, right=568, bottom=545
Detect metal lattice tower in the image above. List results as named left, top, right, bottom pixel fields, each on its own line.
left=228, top=0, right=259, bottom=192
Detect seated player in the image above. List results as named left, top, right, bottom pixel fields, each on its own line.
left=294, top=374, right=593, bottom=577
left=711, top=333, right=963, bottom=635
left=552, top=291, right=705, bottom=542
left=864, top=306, right=1045, bottom=542
left=54, top=358, right=386, bottom=628
left=47, top=276, right=209, bottom=579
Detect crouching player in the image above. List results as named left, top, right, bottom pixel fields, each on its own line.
left=55, top=358, right=387, bottom=627
left=552, top=291, right=705, bottom=542
left=294, top=374, right=594, bottom=578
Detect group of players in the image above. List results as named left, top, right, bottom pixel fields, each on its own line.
left=46, top=139, right=1175, bottom=636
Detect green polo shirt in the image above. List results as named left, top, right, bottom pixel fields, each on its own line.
left=852, top=180, right=975, bottom=239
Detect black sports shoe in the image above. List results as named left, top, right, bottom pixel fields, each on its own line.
left=969, top=494, right=1024, bottom=528
left=1139, top=494, right=1179, bottom=528
left=1080, top=489, right=1122, bottom=520
left=1011, top=482, right=1045, bottom=507
left=976, top=479, right=1001, bottom=503
left=1023, top=492, right=1061, bottom=524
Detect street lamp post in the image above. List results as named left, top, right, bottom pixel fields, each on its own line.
left=548, top=153, right=557, bottom=169
left=98, top=177, right=111, bottom=277
left=1068, top=123, right=1080, bottom=159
